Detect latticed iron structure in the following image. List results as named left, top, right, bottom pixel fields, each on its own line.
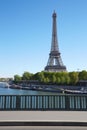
left=45, top=11, right=66, bottom=72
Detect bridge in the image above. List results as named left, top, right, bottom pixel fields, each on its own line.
left=0, top=94, right=87, bottom=110
left=0, top=94, right=87, bottom=126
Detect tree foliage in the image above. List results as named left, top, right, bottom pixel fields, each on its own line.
left=14, top=75, right=22, bottom=83
left=69, top=72, right=78, bottom=85
left=13, top=70, right=87, bottom=85
left=79, top=70, right=87, bottom=80
left=22, top=72, right=32, bottom=80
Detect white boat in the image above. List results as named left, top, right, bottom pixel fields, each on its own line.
left=64, top=87, right=87, bottom=94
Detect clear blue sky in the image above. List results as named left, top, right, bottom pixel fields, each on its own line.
left=0, top=0, right=87, bottom=77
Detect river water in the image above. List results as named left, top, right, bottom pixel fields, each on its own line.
left=0, top=81, right=59, bottom=95
left=0, top=86, right=58, bottom=95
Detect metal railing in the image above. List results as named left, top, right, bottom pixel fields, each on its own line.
left=0, top=94, right=87, bottom=111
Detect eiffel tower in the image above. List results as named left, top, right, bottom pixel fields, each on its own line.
left=44, top=11, right=67, bottom=72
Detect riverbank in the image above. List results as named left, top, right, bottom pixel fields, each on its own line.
left=9, top=84, right=87, bottom=94
left=9, top=84, right=62, bottom=93
left=1, top=82, right=87, bottom=94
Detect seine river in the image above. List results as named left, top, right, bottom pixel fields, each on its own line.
left=0, top=81, right=61, bottom=95
left=0, top=85, right=58, bottom=95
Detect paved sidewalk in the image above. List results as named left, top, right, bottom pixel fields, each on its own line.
left=0, top=126, right=87, bottom=130
left=0, top=111, right=87, bottom=123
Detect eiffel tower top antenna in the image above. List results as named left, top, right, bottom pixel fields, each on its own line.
left=44, top=11, right=67, bottom=72
left=51, top=10, right=59, bottom=52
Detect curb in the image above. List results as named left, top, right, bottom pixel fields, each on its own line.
left=0, top=122, right=87, bottom=126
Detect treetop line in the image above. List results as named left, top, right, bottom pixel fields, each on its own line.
left=14, top=70, right=87, bottom=86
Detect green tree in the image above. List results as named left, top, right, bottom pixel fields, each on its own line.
left=56, top=77, right=61, bottom=84
left=60, top=77, right=66, bottom=85
left=69, top=72, right=79, bottom=85
left=14, top=75, right=21, bottom=83
left=38, top=72, right=45, bottom=82
left=79, top=70, right=87, bottom=80
left=43, top=77, right=50, bottom=83
left=52, top=75, right=56, bottom=83
left=22, top=72, right=32, bottom=80
left=65, top=76, right=70, bottom=85
left=33, top=72, right=45, bottom=82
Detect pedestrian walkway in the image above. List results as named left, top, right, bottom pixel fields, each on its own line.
left=0, top=111, right=87, bottom=126
left=0, top=126, right=87, bottom=130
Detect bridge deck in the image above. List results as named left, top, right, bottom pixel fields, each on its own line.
left=0, top=111, right=87, bottom=123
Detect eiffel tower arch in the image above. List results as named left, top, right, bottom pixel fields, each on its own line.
left=44, top=11, right=67, bottom=72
